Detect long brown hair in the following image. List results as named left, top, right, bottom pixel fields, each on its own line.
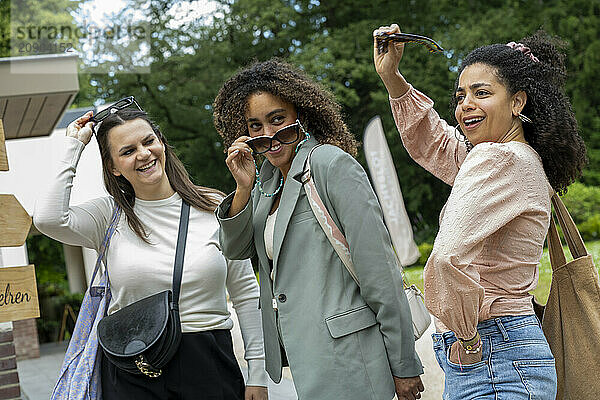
left=96, top=109, right=224, bottom=242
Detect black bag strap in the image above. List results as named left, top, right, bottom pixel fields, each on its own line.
left=172, top=201, right=190, bottom=311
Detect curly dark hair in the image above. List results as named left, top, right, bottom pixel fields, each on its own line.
left=451, top=30, right=587, bottom=194
left=213, top=58, right=359, bottom=157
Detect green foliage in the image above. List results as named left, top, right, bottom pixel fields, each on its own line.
left=561, top=182, right=600, bottom=224
left=415, top=242, right=434, bottom=267
left=0, top=1, right=9, bottom=57
left=4, top=0, right=81, bottom=56
left=561, top=182, right=600, bottom=240
left=27, top=235, right=82, bottom=343
left=64, top=0, right=600, bottom=241
left=579, top=215, right=600, bottom=240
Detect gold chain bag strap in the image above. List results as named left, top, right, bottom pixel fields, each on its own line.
left=301, top=145, right=430, bottom=339
left=97, top=201, right=190, bottom=377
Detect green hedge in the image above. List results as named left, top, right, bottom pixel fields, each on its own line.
left=27, top=235, right=83, bottom=343
left=561, top=182, right=600, bottom=240
left=412, top=242, right=433, bottom=268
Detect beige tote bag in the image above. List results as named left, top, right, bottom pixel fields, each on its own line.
left=542, top=194, right=600, bottom=399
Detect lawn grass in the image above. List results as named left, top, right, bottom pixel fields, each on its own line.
left=403, top=240, right=600, bottom=305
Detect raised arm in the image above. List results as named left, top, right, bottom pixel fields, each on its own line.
left=215, top=191, right=257, bottom=260
left=373, top=24, right=467, bottom=185
left=33, top=112, right=112, bottom=250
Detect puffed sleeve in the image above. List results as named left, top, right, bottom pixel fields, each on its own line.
left=390, top=85, right=467, bottom=186
left=424, top=143, right=538, bottom=339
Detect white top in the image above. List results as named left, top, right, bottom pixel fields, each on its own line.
left=264, top=209, right=278, bottom=261
left=33, top=137, right=267, bottom=386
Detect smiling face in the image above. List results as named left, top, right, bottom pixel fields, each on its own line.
left=245, top=92, right=300, bottom=177
left=108, top=118, right=174, bottom=200
left=455, top=63, right=526, bottom=146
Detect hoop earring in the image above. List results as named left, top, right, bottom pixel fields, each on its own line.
left=518, top=113, right=533, bottom=124
left=455, top=124, right=474, bottom=152
left=454, top=124, right=465, bottom=142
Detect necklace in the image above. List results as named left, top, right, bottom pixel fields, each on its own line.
left=254, top=158, right=284, bottom=197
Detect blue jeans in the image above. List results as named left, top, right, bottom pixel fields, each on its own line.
left=432, top=315, right=557, bottom=400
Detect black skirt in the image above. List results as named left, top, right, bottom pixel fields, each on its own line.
left=101, top=329, right=245, bottom=400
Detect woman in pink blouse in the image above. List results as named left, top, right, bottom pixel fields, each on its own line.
left=373, top=25, right=587, bottom=399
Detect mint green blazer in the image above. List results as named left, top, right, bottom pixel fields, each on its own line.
left=216, top=137, right=422, bottom=400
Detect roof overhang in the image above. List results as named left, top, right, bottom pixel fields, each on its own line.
left=0, top=53, right=79, bottom=139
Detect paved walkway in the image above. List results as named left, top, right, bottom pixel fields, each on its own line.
left=17, top=342, right=297, bottom=400
left=17, top=305, right=443, bottom=399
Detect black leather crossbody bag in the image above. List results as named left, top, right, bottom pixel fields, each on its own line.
left=97, top=201, right=190, bottom=377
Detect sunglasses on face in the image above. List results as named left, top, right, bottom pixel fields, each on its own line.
left=375, top=32, right=444, bottom=55
left=246, top=120, right=303, bottom=154
left=90, top=96, right=143, bottom=132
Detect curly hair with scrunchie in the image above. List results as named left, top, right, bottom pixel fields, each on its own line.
left=451, top=30, right=587, bottom=194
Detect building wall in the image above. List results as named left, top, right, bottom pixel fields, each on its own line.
left=0, top=244, right=40, bottom=361
left=0, top=325, right=20, bottom=400
left=0, top=119, right=105, bottom=359
left=12, top=320, right=39, bottom=360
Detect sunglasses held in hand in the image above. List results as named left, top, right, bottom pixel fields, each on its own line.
left=376, top=32, right=444, bottom=54
left=246, top=120, right=303, bottom=154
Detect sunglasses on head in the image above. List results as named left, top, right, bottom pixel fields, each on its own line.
left=90, top=96, right=143, bottom=133
left=246, top=120, right=304, bottom=154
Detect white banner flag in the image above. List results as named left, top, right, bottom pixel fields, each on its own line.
left=363, top=115, right=420, bottom=266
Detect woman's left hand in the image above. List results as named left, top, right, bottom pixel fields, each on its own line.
left=449, top=340, right=483, bottom=365
left=245, top=385, right=268, bottom=400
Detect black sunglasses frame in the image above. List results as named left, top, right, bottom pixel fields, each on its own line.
left=376, top=32, right=444, bottom=55
left=246, top=120, right=304, bottom=154
left=90, top=96, right=143, bottom=133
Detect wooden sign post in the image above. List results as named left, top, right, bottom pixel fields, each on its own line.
left=0, top=195, right=32, bottom=247
left=0, top=127, right=37, bottom=399
left=0, top=265, right=40, bottom=323
left=0, top=119, right=7, bottom=171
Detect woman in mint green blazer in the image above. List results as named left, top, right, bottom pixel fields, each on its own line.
left=213, top=59, right=424, bottom=400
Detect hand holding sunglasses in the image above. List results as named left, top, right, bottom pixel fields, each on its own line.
left=245, top=120, right=304, bottom=154
left=66, top=110, right=95, bottom=145
left=375, top=32, right=444, bottom=55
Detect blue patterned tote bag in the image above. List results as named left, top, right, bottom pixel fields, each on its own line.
left=51, top=206, right=121, bottom=400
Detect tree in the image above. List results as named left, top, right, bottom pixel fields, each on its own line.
left=7, top=0, right=81, bottom=56
left=72, top=0, right=600, bottom=242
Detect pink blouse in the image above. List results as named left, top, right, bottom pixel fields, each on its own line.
left=390, top=85, right=552, bottom=339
